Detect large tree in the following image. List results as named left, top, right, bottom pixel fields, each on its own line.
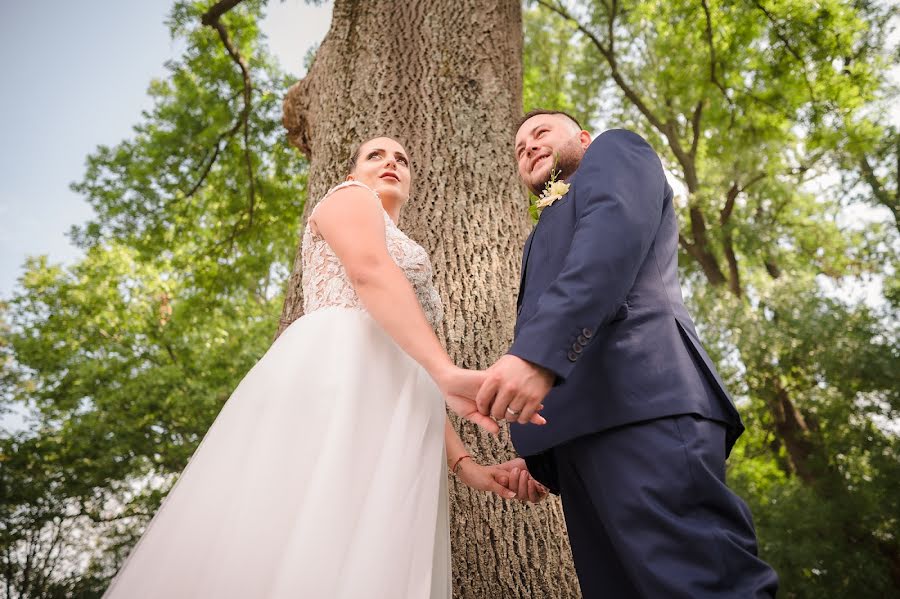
left=4, top=1, right=898, bottom=597
left=277, top=1, right=579, bottom=596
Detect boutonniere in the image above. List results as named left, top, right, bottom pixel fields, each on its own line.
left=528, top=157, right=570, bottom=221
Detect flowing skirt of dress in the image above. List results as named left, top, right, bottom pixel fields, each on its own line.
left=103, top=307, right=451, bottom=599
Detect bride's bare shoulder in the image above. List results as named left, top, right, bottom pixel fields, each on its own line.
left=308, top=181, right=383, bottom=236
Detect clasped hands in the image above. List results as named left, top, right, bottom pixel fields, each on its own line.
left=454, top=456, right=550, bottom=503
left=438, top=354, right=555, bottom=503
left=439, top=354, right=554, bottom=434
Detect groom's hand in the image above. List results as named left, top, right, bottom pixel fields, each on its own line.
left=494, top=458, right=550, bottom=502
left=476, top=355, right=553, bottom=425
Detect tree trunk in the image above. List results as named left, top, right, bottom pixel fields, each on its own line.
left=278, top=1, right=580, bottom=597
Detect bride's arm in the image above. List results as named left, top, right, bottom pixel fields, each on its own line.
left=313, top=187, right=448, bottom=375
left=313, top=186, right=510, bottom=432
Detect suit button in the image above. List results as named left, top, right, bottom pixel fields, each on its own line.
left=577, top=334, right=588, bottom=345
left=567, top=351, right=578, bottom=362
left=572, top=343, right=583, bottom=354
left=582, top=328, right=593, bottom=338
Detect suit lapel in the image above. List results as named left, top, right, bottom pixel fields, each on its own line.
left=516, top=227, right=537, bottom=311
left=515, top=185, right=573, bottom=312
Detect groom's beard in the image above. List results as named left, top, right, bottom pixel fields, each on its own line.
left=530, top=142, right=583, bottom=194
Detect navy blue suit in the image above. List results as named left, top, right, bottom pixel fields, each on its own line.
left=509, top=130, right=778, bottom=598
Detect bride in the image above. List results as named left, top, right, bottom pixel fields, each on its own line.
left=102, top=136, right=547, bottom=598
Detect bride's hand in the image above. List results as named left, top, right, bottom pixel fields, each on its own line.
left=437, top=366, right=544, bottom=435
left=455, top=459, right=549, bottom=501
left=454, top=459, right=517, bottom=499
left=437, top=366, right=500, bottom=434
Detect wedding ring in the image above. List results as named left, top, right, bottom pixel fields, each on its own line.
left=506, top=407, right=520, bottom=416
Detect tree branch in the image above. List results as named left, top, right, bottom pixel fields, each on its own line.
left=184, top=138, right=222, bottom=199
left=789, top=150, right=826, bottom=181
left=700, top=0, right=732, bottom=105
left=720, top=172, right=766, bottom=225
left=200, top=0, right=246, bottom=24
left=770, top=377, right=817, bottom=485
left=182, top=91, right=245, bottom=199
left=536, top=0, right=669, bottom=135
left=22, top=528, right=37, bottom=597
left=720, top=172, right=767, bottom=295
left=687, top=205, right=727, bottom=285
left=80, top=508, right=154, bottom=524
left=607, top=0, right=618, bottom=55
left=689, top=100, right=703, bottom=159
left=720, top=182, right=740, bottom=225
left=764, top=258, right=782, bottom=279
left=859, top=153, right=900, bottom=232
left=201, top=0, right=256, bottom=229
left=163, top=340, right=179, bottom=367
left=34, top=519, right=65, bottom=587
left=679, top=233, right=727, bottom=285
left=722, top=229, right=741, bottom=296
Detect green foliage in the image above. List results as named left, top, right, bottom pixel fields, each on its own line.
left=1, top=1, right=306, bottom=594
left=522, top=5, right=603, bottom=127
left=2, top=0, right=898, bottom=596
left=691, top=278, right=899, bottom=596
left=70, top=1, right=304, bottom=298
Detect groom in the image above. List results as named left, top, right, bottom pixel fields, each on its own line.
left=480, top=110, right=779, bottom=597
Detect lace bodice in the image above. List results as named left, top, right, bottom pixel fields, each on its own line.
left=300, top=181, right=444, bottom=328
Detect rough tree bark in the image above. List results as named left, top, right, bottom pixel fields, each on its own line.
left=278, top=1, right=580, bottom=597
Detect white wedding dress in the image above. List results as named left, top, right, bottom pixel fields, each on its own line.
left=103, top=181, right=451, bottom=598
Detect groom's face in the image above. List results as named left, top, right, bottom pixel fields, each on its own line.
left=514, top=114, right=588, bottom=195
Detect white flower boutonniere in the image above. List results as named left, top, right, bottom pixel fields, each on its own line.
left=535, top=179, right=570, bottom=209
left=529, top=158, right=570, bottom=220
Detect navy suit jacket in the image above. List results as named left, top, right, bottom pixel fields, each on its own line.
left=508, top=129, right=744, bottom=462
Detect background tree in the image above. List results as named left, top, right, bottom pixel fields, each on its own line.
left=1, top=3, right=305, bottom=596
left=2, top=0, right=898, bottom=597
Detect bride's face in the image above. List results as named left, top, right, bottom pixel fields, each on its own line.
left=347, top=137, right=412, bottom=205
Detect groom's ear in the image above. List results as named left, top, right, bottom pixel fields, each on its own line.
left=578, top=130, right=592, bottom=151
left=346, top=174, right=355, bottom=181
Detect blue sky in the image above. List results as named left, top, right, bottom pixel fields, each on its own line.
left=0, top=0, right=331, bottom=299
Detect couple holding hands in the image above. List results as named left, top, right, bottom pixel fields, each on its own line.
left=104, top=110, right=778, bottom=598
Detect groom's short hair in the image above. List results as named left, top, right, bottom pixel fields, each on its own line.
left=517, top=109, right=583, bottom=133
